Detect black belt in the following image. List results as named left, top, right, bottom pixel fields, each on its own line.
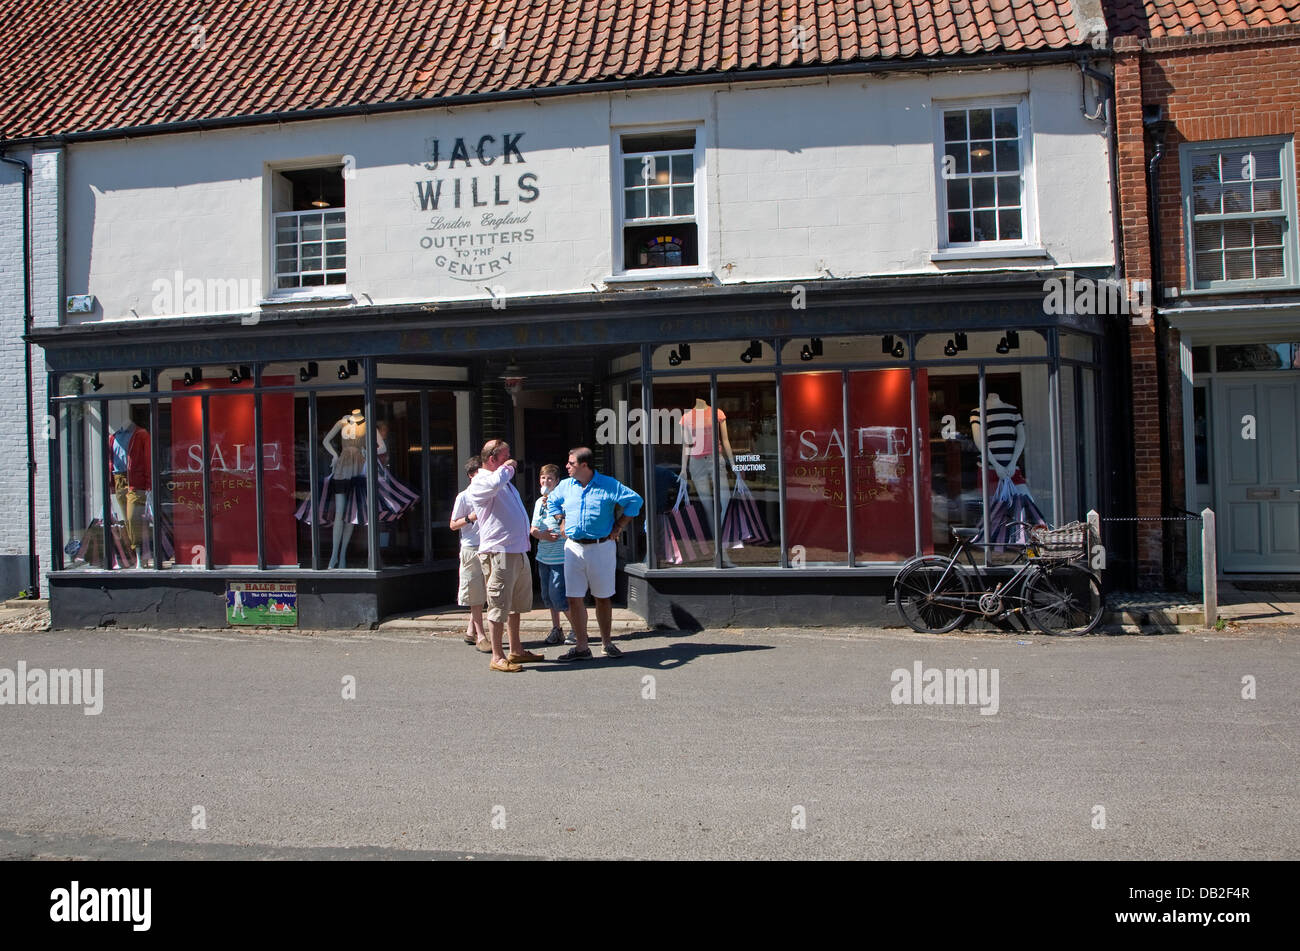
left=573, top=537, right=608, bottom=545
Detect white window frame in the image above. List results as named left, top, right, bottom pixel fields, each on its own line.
left=272, top=208, right=347, bottom=292
left=1180, top=135, right=1298, bottom=292
left=263, top=159, right=351, bottom=302
left=933, top=96, right=1038, bottom=253
left=610, top=124, right=710, bottom=279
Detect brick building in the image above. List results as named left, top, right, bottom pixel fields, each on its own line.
left=1108, top=0, right=1300, bottom=587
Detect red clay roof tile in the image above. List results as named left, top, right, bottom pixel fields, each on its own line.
left=0, top=0, right=1086, bottom=138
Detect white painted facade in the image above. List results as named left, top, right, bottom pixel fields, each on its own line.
left=60, top=64, right=1115, bottom=323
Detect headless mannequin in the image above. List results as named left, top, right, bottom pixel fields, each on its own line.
left=110, top=419, right=150, bottom=568
left=322, top=409, right=365, bottom=568
left=679, top=398, right=736, bottom=516
left=970, top=392, right=1026, bottom=482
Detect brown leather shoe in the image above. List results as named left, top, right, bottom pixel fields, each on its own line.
left=489, top=658, right=522, bottom=672
left=507, top=650, right=544, bottom=664
left=475, top=639, right=493, bottom=653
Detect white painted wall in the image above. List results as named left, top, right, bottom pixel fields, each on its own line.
left=62, top=66, right=1114, bottom=323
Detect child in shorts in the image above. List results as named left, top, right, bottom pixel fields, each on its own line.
left=531, top=464, right=572, bottom=645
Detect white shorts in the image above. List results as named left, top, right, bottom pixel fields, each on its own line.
left=563, top=538, right=616, bottom=600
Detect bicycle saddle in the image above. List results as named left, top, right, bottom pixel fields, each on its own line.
left=951, top=527, right=983, bottom=540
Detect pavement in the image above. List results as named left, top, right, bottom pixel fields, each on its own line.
left=1, top=614, right=1296, bottom=860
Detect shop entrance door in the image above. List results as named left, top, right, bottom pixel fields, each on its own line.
left=522, top=406, right=585, bottom=491
left=1212, top=375, right=1300, bottom=571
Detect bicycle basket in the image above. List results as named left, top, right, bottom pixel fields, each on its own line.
left=1028, top=521, right=1088, bottom=562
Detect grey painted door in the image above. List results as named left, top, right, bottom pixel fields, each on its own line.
left=1213, top=377, right=1300, bottom=571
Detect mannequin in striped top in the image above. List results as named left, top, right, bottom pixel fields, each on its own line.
left=969, top=393, right=1026, bottom=483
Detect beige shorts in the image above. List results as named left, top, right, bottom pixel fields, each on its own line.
left=457, top=546, right=486, bottom=606
left=479, top=551, right=533, bottom=624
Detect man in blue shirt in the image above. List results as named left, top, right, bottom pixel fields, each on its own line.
left=548, top=446, right=643, bottom=661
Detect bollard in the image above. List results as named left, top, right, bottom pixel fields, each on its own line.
left=1201, top=507, right=1217, bottom=628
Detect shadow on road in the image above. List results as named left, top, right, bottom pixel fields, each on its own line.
left=526, top=640, right=774, bottom=673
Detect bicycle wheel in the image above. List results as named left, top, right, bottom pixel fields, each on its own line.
left=894, top=556, right=972, bottom=634
left=1023, top=563, right=1103, bottom=636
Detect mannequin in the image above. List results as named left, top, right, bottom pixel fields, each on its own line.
left=108, top=417, right=151, bottom=568
left=322, top=409, right=365, bottom=568
left=969, top=393, right=1025, bottom=482
left=679, top=398, right=736, bottom=516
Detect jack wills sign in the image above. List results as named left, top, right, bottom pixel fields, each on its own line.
left=415, top=131, right=540, bottom=281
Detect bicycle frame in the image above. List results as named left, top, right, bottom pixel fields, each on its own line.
left=918, top=535, right=1041, bottom=620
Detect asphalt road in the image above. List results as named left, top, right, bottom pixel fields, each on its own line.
left=1, top=623, right=1296, bottom=860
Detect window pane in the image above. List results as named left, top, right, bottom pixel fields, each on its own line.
left=375, top=392, right=426, bottom=568
left=1193, top=387, right=1209, bottom=484
left=1196, top=252, right=1224, bottom=282
left=1254, top=218, right=1284, bottom=247
left=998, top=209, right=1022, bottom=240
left=971, top=177, right=995, bottom=208
left=674, top=185, right=694, bottom=216
left=325, top=218, right=346, bottom=240
left=925, top=373, right=982, bottom=557
left=970, top=141, right=994, bottom=173
left=302, top=273, right=325, bottom=286
left=850, top=369, right=916, bottom=562
left=781, top=372, right=847, bottom=565
left=969, top=109, right=992, bottom=139
left=948, top=211, right=972, bottom=243
left=716, top=377, right=779, bottom=567
left=300, top=394, right=371, bottom=568
left=624, top=189, right=644, bottom=221
left=1254, top=181, right=1282, bottom=211
left=277, top=275, right=299, bottom=290
left=301, top=241, right=322, bottom=258
left=946, top=142, right=969, bottom=175
left=671, top=154, right=693, bottom=184
left=973, top=210, right=997, bottom=241
left=994, top=140, right=1019, bottom=173
left=325, top=273, right=346, bottom=285
left=648, top=186, right=670, bottom=217
left=1193, top=183, right=1221, bottom=215
left=1190, top=157, right=1219, bottom=183
left=1256, top=248, right=1284, bottom=278
left=1216, top=343, right=1300, bottom=371
left=1222, top=221, right=1253, bottom=249
left=1225, top=250, right=1254, bottom=280
left=946, top=178, right=970, bottom=210
left=996, top=175, right=1020, bottom=205
left=325, top=254, right=346, bottom=270
left=994, top=107, right=1018, bottom=138
left=300, top=216, right=323, bottom=241
left=624, top=157, right=643, bottom=186
left=1221, top=184, right=1250, bottom=213
left=651, top=378, right=715, bottom=567
left=943, top=112, right=966, bottom=142
left=1221, top=150, right=1251, bottom=181
left=275, top=218, right=298, bottom=243
left=1194, top=223, right=1222, bottom=252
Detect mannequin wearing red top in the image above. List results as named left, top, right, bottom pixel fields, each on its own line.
left=678, top=398, right=735, bottom=517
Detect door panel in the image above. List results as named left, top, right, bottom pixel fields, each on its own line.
left=1214, top=377, right=1300, bottom=570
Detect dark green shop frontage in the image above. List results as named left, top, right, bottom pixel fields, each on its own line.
left=35, top=272, right=1121, bottom=630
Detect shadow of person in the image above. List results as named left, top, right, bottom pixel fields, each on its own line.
left=529, top=641, right=773, bottom=673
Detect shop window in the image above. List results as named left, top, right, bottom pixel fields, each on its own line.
left=271, top=164, right=347, bottom=292
left=375, top=392, right=427, bottom=567
left=850, top=369, right=919, bottom=562
left=781, top=371, right=848, bottom=565
left=620, top=130, right=700, bottom=271
left=1183, top=138, right=1294, bottom=289
left=938, top=102, right=1031, bottom=246
left=1060, top=366, right=1100, bottom=523
left=650, top=377, right=717, bottom=567
left=302, top=391, right=371, bottom=569
left=716, top=376, right=779, bottom=566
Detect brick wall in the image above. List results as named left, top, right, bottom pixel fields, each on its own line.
left=1114, top=31, right=1300, bottom=588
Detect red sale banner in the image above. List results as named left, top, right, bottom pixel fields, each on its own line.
left=781, top=368, right=928, bottom=562
left=170, top=376, right=296, bottom=565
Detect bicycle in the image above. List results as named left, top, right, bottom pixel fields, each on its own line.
left=892, top=522, right=1103, bottom=636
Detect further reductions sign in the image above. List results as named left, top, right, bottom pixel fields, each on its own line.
left=781, top=369, right=928, bottom=562
left=170, top=377, right=296, bottom=565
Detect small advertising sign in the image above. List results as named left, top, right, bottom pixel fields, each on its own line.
left=227, top=582, right=297, bottom=626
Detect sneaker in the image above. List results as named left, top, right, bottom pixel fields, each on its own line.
left=553, top=646, right=593, bottom=663
left=564, top=630, right=578, bottom=645
left=601, top=643, right=624, bottom=658
left=544, top=626, right=564, bottom=646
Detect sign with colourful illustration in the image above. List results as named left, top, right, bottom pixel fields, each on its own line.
left=227, top=582, right=297, bottom=626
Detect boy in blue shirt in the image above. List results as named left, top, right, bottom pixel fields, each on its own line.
left=531, top=464, right=571, bottom=645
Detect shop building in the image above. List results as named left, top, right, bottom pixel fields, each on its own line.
left=1109, top=0, right=1300, bottom=588
left=0, top=0, right=1125, bottom=627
